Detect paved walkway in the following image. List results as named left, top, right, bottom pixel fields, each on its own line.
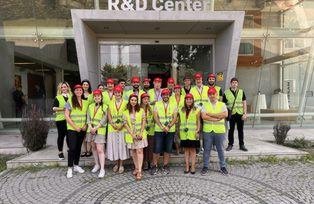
left=0, top=162, right=313, bottom=204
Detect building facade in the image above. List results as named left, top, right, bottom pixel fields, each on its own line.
left=0, top=0, right=314, bottom=127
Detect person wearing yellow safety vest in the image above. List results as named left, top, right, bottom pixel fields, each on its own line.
left=178, top=93, right=200, bottom=174
left=201, top=87, right=228, bottom=175
left=107, top=85, right=129, bottom=174
left=150, top=88, right=178, bottom=175
left=223, top=77, right=248, bottom=152
left=181, top=75, right=192, bottom=96
left=86, top=89, right=108, bottom=178
left=102, top=78, right=115, bottom=106
left=52, top=81, right=72, bottom=160
left=148, top=77, right=163, bottom=106
left=190, top=72, right=209, bottom=110
left=140, top=93, right=154, bottom=170
left=207, top=73, right=223, bottom=101
left=170, top=84, right=185, bottom=155
left=123, top=94, right=148, bottom=180
left=124, top=76, right=145, bottom=102
left=64, top=84, right=88, bottom=178
left=142, top=78, right=151, bottom=93
left=81, top=79, right=93, bottom=158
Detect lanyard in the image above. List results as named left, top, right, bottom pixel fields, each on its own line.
left=163, top=102, right=168, bottom=116
left=196, top=86, right=203, bottom=100
left=185, top=109, right=192, bottom=126
left=109, top=91, right=114, bottom=100
left=155, top=89, right=160, bottom=101
left=115, top=100, right=122, bottom=114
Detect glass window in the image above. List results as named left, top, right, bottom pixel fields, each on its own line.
left=239, top=41, right=254, bottom=55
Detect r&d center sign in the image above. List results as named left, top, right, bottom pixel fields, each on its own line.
left=108, top=0, right=212, bottom=11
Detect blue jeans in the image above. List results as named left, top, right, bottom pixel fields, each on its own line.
left=203, top=132, right=226, bottom=169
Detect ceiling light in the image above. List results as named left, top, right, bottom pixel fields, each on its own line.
left=15, top=62, right=36, bottom=65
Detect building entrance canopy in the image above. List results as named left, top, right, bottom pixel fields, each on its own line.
left=71, top=10, right=244, bottom=89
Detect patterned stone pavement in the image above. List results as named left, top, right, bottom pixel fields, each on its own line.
left=0, top=162, right=313, bottom=204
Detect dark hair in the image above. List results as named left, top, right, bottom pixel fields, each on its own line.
left=140, top=99, right=152, bottom=115
left=81, top=79, right=92, bottom=93
left=118, top=79, right=126, bottom=84
left=230, top=77, right=239, bottom=83
left=182, top=98, right=196, bottom=113
left=71, top=93, right=82, bottom=110
left=97, top=83, right=104, bottom=89
left=127, top=95, right=140, bottom=112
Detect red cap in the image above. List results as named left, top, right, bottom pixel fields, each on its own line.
left=174, top=84, right=181, bottom=90
left=131, top=76, right=140, bottom=83
left=167, top=77, right=175, bottom=84
left=129, top=93, right=138, bottom=99
left=113, top=85, right=123, bottom=93
left=93, top=89, right=102, bottom=96
left=73, top=84, right=83, bottom=90
left=154, top=77, right=162, bottom=82
left=106, top=78, right=114, bottom=84
left=161, top=88, right=170, bottom=96
left=185, top=93, right=194, bottom=100
left=194, top=73, right=202, bottom=79
left=208, top=73, right=216, bottom=79
left=143, top=78, right=151, bottom=83
left=141, top=93, right=150, bottom=99
left=208, top=87, right=217, bottom=95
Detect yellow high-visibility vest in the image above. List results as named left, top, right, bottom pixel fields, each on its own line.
left=224, top=89, right=244, bottom=115
left=124, top=108, right=147, bottom=144
left=179, top=108, right=199, bottom=140
left=87, top=103, right=107, bottom=135
left=202, top=101, right=226, bottom=133
left=154, top=101, right=176, bottom=133
left=67, top=99, right=88, bottom=131
left=108, top=99, right=127, bottom=133
left=55, top=95, right=68, bottom=121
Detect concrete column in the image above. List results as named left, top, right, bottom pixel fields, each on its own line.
left=0, top=40, right=15, bottom=118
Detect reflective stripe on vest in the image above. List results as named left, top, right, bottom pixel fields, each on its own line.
left=179, top=108, right=199, bottom=141
left=124, top=109, right=147, bottom=144
left=67, top=99, right=88, bottom=131
left=154, top=101, right=176, bottom=132
left=87, top=103, right=107, bottom=135
left=108, top=99, right=127, bottom=133
left=202, top=101, right=226, bottom=133
left=225, top=89, right=244, bottom=115
left=55, top=95, right=67, bottom=121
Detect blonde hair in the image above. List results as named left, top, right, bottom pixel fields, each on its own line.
left=56, top=82, right=72, bottom=95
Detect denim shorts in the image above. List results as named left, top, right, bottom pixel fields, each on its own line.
left=153, top=131, right=175, bottom=154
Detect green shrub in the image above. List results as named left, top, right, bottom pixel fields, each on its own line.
left=20, top=105, right=50, bottom=151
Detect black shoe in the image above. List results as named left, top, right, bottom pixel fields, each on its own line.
left=226, top=145, right=233, bottom=151
left=184, top=170, right=190, bottom=174
left=150, top=166, right=158, bottom=175
left=86, top=152, right=92, bottom=157
left=162, top=165, right=170, bottom=175
left=58, top=153, right=64, bottom=160
left=201, top=167, right=209, bottom=175
left=239, top=145, right=248, bottom=151
left=220, top=167, right=228, bottom=175
left=190, top=171, right=195, bottom=175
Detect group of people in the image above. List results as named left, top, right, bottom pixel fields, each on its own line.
left=52, top=72, right=248, bottom=180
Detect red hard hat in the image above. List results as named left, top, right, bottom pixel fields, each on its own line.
left=185, top=93, right=194, bottom=100
left=174, top=84, right=181, bottom=90
left=167, top=77, right=175, bottom=84
left=131, top=76, right=140, bottom=83
left=106, top=78, right=114, bottom=84
left=194, top=73, right=202, bottom=79
left=93, top=89, right=102, bottom=96
left=141, top=93, right=150, bottom=99
left=129, top=93, right=138, bottom=99
left=143, top=78, right=151, bottom=83
left=154, top=77, right=162, bottom=82
left=73, top=84, right=83, bottom=90
left=113, top=85, right=123, bottom=93
left=208, top=87, right=217, bottom=95
left=208, top=73, right=216, bottom=79
left=161, top=88, right=170, bottom=96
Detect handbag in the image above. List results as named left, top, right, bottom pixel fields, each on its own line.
left=226, top=90, right=238, bottom=121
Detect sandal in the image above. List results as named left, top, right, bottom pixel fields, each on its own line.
left=86, top=152, right=92, bottom=157
left=136, top=172, right=142, bottom=181
left=80, top=152, right=87, bottom=157
left=133, top=169, right=138, bottom=176
left=113, top=164, right=119, bottom=173
left=118, top=165, right=124, bottom=174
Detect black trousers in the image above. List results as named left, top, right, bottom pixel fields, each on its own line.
left=67, top=130, right=86, bottom=167
left=228, top=113, right=244, bottom=146
left=56, top=120, right=68, bottom=152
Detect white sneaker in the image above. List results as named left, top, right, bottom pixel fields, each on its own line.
left=98, top=169, right=105, bottom=178
left=91, top=165, right=100, bottom=173
left=73, top=165, right=85, bottom=173
left=66, top=168, right=73, bottom=178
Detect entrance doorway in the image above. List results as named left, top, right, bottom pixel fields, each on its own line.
left=99, top=41, right=213, bottom=87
